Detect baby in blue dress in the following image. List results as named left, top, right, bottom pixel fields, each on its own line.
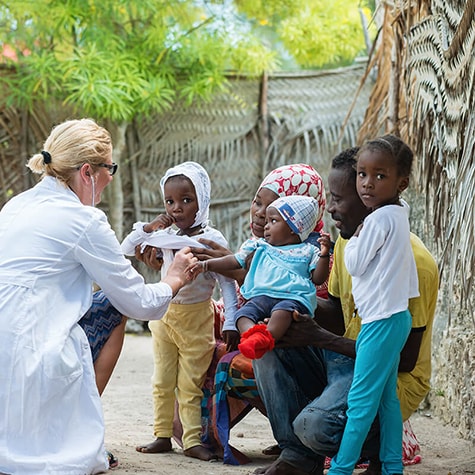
left=188, top=194, right=331, bottom=359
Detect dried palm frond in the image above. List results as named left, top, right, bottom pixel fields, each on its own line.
left=359, top=0, right=475, bottom=320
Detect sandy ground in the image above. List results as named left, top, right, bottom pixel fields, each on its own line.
left=102, top=334, right=475, bottom=475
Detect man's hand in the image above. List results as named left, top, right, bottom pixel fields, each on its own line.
left=277, top=311, right=357, bottom=359
left=276, top=311, right=326, bottom=348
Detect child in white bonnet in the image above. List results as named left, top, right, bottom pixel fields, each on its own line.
left=122, top=161, right=238, bottom=461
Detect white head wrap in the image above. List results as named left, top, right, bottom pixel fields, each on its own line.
left=159, top=161, right=211, bottom=228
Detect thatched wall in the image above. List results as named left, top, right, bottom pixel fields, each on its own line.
left=0, top=65, right=371, bottom=254
left=359, top=0, right=475, bottom=441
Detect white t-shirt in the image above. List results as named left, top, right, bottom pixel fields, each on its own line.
left=344, top=201, right=419, bottom=324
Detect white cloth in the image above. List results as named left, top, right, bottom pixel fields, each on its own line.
left=344, top=201, right=419, bottom=324
left=0, top=177, right=176, bottom=474
left=122, top=224, right=239, bottom=331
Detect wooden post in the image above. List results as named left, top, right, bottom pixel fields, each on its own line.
left=258, top=71, right=269, bottom=178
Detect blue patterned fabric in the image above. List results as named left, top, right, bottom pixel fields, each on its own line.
left=78, top=290, right=123, bottom=362
left=213, top=350, right=242, bottom=465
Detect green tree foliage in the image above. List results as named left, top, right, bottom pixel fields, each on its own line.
left=235, top=0, right=371, bottom=68
left=0, top=0, right=371, bottom=236
left=0, top=0, right=371, bottom=119
left=0, top=0, right=279, bottom=120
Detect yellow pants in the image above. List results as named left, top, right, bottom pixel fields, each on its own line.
left=148, top=300, right=215, bottom=449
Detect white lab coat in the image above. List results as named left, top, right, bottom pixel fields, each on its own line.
left=0, top=177, right=175, bottom=474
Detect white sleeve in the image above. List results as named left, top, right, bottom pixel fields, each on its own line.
left=344, top=216, right=387, bottom=276
left=215, top=273, right=239, bottom=331
left=201, top=227, right=239, bottom=331
left=120, top=221, right=152, bottom=256
left=75, top=214, right=172, bottom=320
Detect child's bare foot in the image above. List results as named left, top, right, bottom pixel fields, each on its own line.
left=135, top=437, right=172, bottom=453
left=184, top=444, right=218, bottom=461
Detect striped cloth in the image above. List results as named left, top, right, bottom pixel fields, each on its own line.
left=78, top=290, right=123, bottom=362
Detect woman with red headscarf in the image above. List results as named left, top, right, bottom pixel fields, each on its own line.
left=193, top=163, right=330, bottom=331
left=180, top=164, right=331, bottom=464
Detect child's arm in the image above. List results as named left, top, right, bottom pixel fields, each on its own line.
left=187, top=254, right=241, bottom=279
left=120, top=214, right=174, bottom=256
left=216, top=274, right=240, bottom=351
left=142, top=214, right=175, bottom=233
left=311, top=232, right=331, bottom=285
left=190, top=238, right=248, bottom=284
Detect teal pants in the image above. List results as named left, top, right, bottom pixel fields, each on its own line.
left=328, top=310, right=412, bottom=475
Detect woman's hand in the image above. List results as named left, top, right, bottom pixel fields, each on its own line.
left=135, top=245, right=163, bottom=271
left=185, top=261, right=205, bottom=280
left=162, top=247, right=197, bottom=295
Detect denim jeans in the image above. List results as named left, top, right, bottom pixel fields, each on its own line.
left=253, top=347, right=327, bottom=473
left=293, top=350, right=355, bottom=457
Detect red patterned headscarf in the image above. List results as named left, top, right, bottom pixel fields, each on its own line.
left=259, top=164, right=326, bottom=232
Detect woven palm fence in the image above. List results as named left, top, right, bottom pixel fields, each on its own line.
left=0, top=64, right=371, bottom=253
left=127, top=65, right=371, bottom=250
left=358, top=0, right=475, bottom=440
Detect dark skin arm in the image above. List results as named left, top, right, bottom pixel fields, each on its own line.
left=137, top=244, right=241, bottom=351
left=279, top=298, right=424, bottom=373
left=311, top=232, right=332, bottom=285
left=135, top=245, right=163, bottom=271
left=398, top=329, right=424, bottom=372
left=314, top=294, right=346, bottom=336
left=278, top=311, right=356, bottom=358
left=190, top=238, right=247, bottom=285
left=222, top=330, right=240, bottom=352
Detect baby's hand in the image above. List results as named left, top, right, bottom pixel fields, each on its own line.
left=317, top=232, right=331, bottom=256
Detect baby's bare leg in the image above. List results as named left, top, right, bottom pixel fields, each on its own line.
left=266, top=310, right=293, bottom=341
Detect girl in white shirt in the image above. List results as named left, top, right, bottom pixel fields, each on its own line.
left=328, top=135, right=419, bottom=475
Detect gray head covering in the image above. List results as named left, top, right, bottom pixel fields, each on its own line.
left=270, top=195, right=320, bottom=242
left=159, top=161, right=211, bottom=228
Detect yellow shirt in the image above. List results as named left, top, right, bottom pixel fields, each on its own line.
left=328, top=233, right=439, bottom=420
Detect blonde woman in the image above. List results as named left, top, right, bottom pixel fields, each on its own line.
left=0, top=119, right=195, bottom=474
